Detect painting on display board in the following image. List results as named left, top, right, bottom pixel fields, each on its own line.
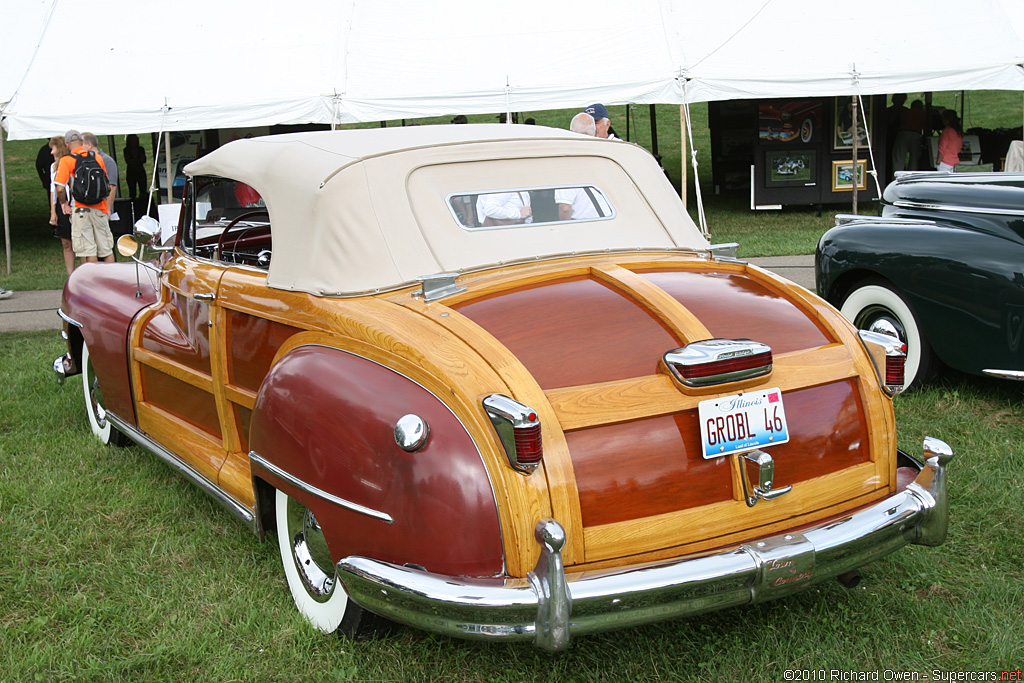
left=759, top=100, right=823, bottom=144
left=833, top=98, right=872, bottom=150
left=832, top=159, right=868, bottom=192
left=765, top=149, right=817, bottom=188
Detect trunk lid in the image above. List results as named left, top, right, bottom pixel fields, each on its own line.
left=448, top=255, right=895, bottom=569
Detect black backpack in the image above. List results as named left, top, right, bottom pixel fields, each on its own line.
left=70, top=151, right=110, bottom=205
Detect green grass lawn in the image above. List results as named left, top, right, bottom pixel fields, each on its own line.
left=3, top=91, right=1021, bottom=291
left=1, top=331, right=1021, bottom=682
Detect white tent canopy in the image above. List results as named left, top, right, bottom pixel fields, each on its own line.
left=3, top=0, right=1024, bottom=139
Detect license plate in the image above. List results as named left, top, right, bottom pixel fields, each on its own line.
left=698, top=388, right=790, bottom=459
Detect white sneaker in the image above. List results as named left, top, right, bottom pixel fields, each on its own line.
left=0, top=288, right=13, bottom=300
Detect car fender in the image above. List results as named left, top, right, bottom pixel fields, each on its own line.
left=249, top=343, right=505, bottom=578
left=61, top=261, right=159, bottom=423
left=818, top=221, right=1024, bottom=374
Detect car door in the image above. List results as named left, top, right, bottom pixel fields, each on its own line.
left=130, top=254, right=230, bottom=486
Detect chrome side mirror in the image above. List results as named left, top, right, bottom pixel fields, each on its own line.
left=133, top=215, right=160, bottom=245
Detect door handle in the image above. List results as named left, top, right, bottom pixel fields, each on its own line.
left=193, top=292, right=216, bottom=301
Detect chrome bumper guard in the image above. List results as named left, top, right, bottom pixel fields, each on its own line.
left=338, top=437, right=952, bottom=651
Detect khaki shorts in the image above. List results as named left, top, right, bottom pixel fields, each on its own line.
left=71, top=207, right=114, bottom=258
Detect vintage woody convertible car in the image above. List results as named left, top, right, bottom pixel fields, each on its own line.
left=53, top=125, right=953, bottom=651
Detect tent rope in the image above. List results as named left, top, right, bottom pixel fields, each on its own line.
left=145, top=102, right=170, bottom=220
left=856, top=91, right=883, bottom=198
left=681, top=79, right=709, bottom=239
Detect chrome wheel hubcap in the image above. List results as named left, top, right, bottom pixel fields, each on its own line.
left=857, top=307, right=906, bottom=344
left=86, top=360, right=108, bottom=429
left=286, top=499, right=336, bottom=603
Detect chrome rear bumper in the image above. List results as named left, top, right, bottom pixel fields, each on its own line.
left=338, top=437, right=952, bottom=651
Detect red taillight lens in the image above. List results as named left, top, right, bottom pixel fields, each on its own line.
left=513, top=423, right=543, bottom=465
left=665, top=340, right=774, bottom=387
left=678, top=350, right=773, bottom=382
left=885, top=353, right=906, bottom=387
left=483, top=394, right=544, bottom=474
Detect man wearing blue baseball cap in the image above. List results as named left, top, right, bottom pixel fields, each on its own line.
left=583, top=103, right=620, bottom=140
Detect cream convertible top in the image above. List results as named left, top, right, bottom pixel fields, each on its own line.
left=185, top=125, right=710, bottom=296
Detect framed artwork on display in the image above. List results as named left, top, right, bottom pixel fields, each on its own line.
left=765, top=149, right=817, bottom=188
left=832, top=159, right=867, bottom=192
left=833, top=98, right=871, bottom=150
left=758, top=100, right=823, bottom=144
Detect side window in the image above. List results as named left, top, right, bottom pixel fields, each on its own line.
left=183, top=176, right=272, bottom=269
left=448, top=185, right=614, bottom=229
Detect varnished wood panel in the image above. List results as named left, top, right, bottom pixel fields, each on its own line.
left=235, top=406, right=253, bottom=454
left=569, top=488, right=886, bottom=573
left=769, top=379, right=869, bottom=483
left=583, top=462, right=885, bottom=562
left=138, top=366, right=221, bottom=438
left=564, top=380, right=869, bottom=527
left=453, top=276, right=680, bottom=389
left=226, top=310, right=299, bottom=392
left=639, top=269, right=834, bottom=353
left=394, top=301, right=586, bottom=567
left=567, top=415, right=733, bottom=526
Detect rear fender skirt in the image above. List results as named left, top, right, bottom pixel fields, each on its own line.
left=249, top=344, right=505, bottom=578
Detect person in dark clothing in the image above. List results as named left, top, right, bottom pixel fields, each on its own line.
left=35, top=142, right=53, bottom=201
left=123, top=134, right=148, bottom=200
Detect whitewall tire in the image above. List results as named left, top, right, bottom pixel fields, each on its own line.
left=840, top=282, right=933, bottom=389
left=81, top=342, right=128, bottom=446
left=275, top=489, right=385, bottom=638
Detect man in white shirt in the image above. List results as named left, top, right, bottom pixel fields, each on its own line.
left=554, top=186, right=611, bottom=221
left=476, top=191, right=531, bottom=226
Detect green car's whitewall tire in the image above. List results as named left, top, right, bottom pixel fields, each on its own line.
left=840, top=282, right=933, bottom=390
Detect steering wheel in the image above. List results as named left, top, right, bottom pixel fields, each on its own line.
left=216, top=210, right=270, bottom=261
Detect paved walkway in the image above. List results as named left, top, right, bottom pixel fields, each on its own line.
left=0, top=289, right=64, bottom=333
left=0, top=255, right=816, bottom=333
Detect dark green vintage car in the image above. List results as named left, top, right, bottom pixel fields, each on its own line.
left=816, top=171, right=1024, bottom=389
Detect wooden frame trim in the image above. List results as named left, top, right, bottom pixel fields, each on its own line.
left=546, top=344, right=856, bottom=432
left=135, top=402, right=226, bottom=482
left=590, top=264, right=711, bottom=344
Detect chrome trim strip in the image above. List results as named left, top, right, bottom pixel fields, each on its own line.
left=57, top=308, right=83, bottom=328
left=106, top=412, right=256, bottom=528
left=835, top=214, right=935, bottom=227
left=891, top=199, right=1024, bottom=218
left=337, top=437, right=953, bottom=651
left=982, top=369, right=1024, bottom=381
left=250, top=451, right=394, bottom=525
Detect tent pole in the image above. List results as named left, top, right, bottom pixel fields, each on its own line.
left=851, top=96, right=859, bottom=215
left=164, top=132, right=172, bottom=204
left=679, top=106, right=688, bottom=208
left=650, top=105, right=659, bottom=158
left=1, top=124, right=11, bottom=274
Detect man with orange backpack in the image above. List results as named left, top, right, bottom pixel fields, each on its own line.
left=54, top=130, right=115, bottom=265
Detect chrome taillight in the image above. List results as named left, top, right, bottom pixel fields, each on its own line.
left=664, top=339, right=773, bottom=387
left=858, top=329, right=907, bottom=395
left=483, top=394, right=543, bottom=474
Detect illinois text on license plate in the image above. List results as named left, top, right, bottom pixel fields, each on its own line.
left=698, top=388, right=790, bottom=459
